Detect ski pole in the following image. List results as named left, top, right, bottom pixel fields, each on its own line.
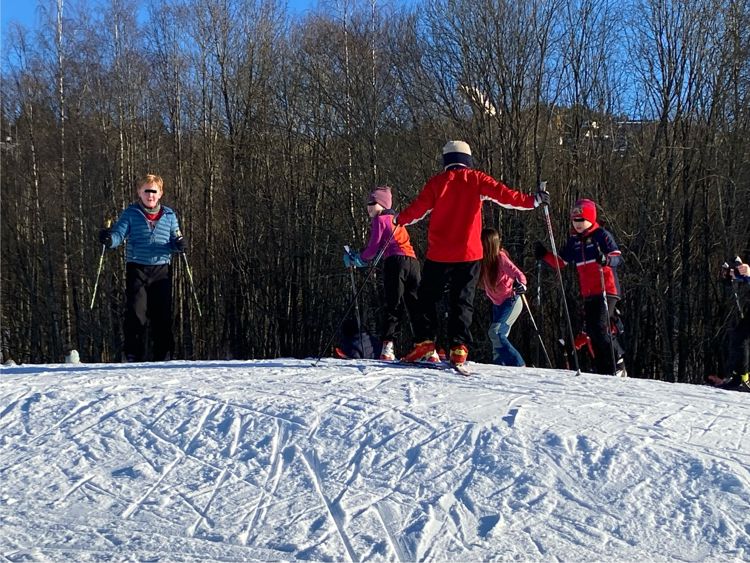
left=181, top=252, right=202, bottom=317
left=731, top=280, right=744, bottom=318
left=731, top=258, right=745, bottom=319
left=314, top=223, right=399, bottom=365
left=721, top=261, right=744, bottom=318
left=520, top=293, right=552, bottom=368
left=90, top=219, right=112, bottom=310
left=344, top=245, right=363, bottom=333
left=731, top=284, right=745, bottom=319
left=535, top=259, right=542, bottom=307
left=539, top=181, right=581, bottom=374
left=598, top=262, right=618, bottom=376
left=344, top=245, right=367, bottom=357
left=535, top=259, right=543, bottom=367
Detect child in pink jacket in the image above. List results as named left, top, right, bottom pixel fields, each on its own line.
left=480, top=228, right=527, bottom=366
left=345, top=186, right=421, bottom=361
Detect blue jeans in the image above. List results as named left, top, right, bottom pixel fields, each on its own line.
left=488, top=296, right=524, bottom=366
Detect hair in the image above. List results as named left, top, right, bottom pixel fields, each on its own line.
left=480, top=228, right=503, bottom=289
left=138, top=174, right=164, bottom=192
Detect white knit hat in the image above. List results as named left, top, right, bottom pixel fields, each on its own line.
left=442, top=140, right=473, bottom=170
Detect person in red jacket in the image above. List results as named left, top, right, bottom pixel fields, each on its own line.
left=395, top=140, right=549, bottom=366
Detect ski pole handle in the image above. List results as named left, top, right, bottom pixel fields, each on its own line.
left=535, top=180, right=550, bottom=208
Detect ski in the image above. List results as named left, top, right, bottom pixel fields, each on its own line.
left=396, top=359, right=470, bottom=376
left=447, top=362, right=471, bottom=376
left=335, top=357, right=471, bottom=376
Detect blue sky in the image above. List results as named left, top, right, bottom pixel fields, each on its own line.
left=1, top=0, right=319, bottom=37
left=1, top=0, right=39, bottom=34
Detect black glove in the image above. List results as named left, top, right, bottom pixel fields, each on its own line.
left=173, top=236, right=187, bottom=253
left=533, top=241, right=547, bottom=260
left=98, top=228, right=112, bottom=247
left=720, top=262, right=734, bottom=284
left=596, top=252, right=609, bottom=266
left=534, top=188, right=550, bottom=207
left=512, top=280, right=527, bottom=295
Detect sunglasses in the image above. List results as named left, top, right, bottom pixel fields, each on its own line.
left=572, top=218, right=586, bottom=223
left=144, top=189, right=158, bottom=194
left=367, top=202, right=378, bottom=206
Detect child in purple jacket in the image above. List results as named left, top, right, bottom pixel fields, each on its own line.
left=345, top=186, right=422, bottom=361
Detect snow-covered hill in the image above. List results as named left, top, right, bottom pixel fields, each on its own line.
left=1, top=359, right=748, bottom=561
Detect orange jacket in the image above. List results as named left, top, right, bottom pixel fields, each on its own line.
left=397, top=168, right=536, bottom=262
left=360, top=212, right=416, bottom=261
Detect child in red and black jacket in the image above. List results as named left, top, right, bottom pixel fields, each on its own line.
left=534, top=199, right=626, bottom=376
left=395, top=140, right=548, bottom=367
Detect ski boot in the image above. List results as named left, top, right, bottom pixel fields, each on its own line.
left=402, top=340, right=436, bottom=362
left=449, top=344, right=468, bottom=367
left=380, top=340, right=395, bottom=361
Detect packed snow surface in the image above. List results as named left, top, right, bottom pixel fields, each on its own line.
left=1, top=359, right=749, bottom=561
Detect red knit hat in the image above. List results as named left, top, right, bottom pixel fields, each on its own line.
left=571, top=199, right=597, bottom=223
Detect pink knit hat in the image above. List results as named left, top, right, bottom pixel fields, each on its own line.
left=368, top=186, right=392, bottom=209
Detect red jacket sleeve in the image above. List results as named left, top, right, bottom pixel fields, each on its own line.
left=477, top=171, right=536, bottom=210
left=397, top=178, right=438, bottom=226
left=542, top=252, right=567, bottom=269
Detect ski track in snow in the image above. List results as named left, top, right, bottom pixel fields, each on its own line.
left=0, top=358, right=749, bottom=561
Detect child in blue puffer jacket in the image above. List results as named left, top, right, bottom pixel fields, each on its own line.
left=99, top=174, right=185, bottom=362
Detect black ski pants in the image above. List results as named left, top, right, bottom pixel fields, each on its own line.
left=583, top=295, right=624, bottom=375
left=412, top=259, right=481, bottom=349
left=124, top=262, right=173, bottom=361
left=381, top=255, right=421, bottom=342
left=728, top=315, right=750, bottom=376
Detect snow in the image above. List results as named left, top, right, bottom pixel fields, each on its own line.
left=1, top=358, right=749, bottom=561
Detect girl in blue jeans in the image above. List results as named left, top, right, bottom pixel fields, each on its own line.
left=480, top=228, right=527, bottom=366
